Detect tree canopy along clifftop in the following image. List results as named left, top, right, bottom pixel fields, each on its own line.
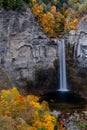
left=0, top=0, right=87, bottom=37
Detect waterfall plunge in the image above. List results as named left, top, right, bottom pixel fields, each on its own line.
left=57, top=40, right=68, bottom=92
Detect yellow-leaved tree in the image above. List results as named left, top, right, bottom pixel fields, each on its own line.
left=0, top=87, right=63, bottom=130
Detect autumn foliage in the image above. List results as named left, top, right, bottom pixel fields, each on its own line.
left=32, top=3, right=65, bottom=36
left=30, top=0, right=87, bottom=37
left=1, top=0, right=87, bottom=37
left=0, top=87, right=65, bottom=130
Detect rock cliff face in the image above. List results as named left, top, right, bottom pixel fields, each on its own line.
left=68, top=17, right=87, bottom=72
left=0, top=8, right=58, bottom=86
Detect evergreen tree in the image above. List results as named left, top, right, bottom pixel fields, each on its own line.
left=16, top=0, right=25, bottom=10
left=2, top=0, right=8, bottom=9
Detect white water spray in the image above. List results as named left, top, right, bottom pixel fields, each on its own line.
left=57, top=39, right=68, bottom=92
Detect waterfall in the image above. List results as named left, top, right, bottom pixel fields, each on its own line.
left=57, top=39, right=68, bottom=92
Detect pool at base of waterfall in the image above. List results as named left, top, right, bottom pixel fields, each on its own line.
left=40, top=91, right=87, bottom=111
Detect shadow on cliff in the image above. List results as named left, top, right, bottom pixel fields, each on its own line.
left=66, top=43, right=87, bottom=99
left=18, top=59, right=59, bottom=96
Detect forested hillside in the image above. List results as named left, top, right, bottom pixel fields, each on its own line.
left=0, top=0, right=87, bottom=37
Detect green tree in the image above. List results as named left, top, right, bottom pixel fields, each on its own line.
left=2, top=0, right=8, bottom=9
left=0, top=0, right=3, bottom=9
left=24, top=0, right=32, bottom=3
left=16, top=0, right=25, bottom=10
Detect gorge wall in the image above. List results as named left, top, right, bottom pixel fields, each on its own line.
left=0, top=8, right=58, bottom=86
left=68, top=17, right=87, bottom=73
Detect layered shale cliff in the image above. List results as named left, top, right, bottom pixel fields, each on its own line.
left=0, top=8, right=58, bottom=86
left=69, top=17, right=87, bottom=73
